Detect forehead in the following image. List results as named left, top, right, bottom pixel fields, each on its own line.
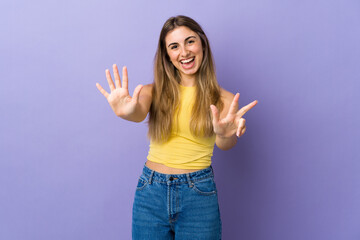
left=165, top=26, right=199, bottom=44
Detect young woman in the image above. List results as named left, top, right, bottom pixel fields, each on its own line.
left=96, top=15, right=258, bottom=240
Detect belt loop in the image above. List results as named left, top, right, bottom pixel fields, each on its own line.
left=186, top=173, right=193, bottom=188
left=148, top=170, right=154, bottom=184
left=210, top=165, right=214, bottom=174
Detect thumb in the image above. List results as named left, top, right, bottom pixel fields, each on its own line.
left=210, top=105, right=220, bottom=125
left=132, top=84, right=143, bottom=103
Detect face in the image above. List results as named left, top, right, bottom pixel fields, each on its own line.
left=165, top=26, right=203, bottom=80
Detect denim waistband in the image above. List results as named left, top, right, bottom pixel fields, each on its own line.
left=142, top=163, right=214, bottom=184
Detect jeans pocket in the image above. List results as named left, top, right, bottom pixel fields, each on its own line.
left=136, top=174, right=149, bottom=191
left=191, top=177, right=217, bottom=196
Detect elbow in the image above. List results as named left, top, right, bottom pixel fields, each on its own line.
left=133, top=117, right=146, bottom=123
left=117, top=113, right=147, bottom=123
left=215, top=135, right=238, bottom=151
left=134, top=114, right=148, bottom=123
left=216, top=144, right=235, bottom=151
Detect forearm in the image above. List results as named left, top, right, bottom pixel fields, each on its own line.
left=215, top=134, right=237, bottom=151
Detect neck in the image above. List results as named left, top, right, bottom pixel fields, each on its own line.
left=180, top=75, right=196, bottom=87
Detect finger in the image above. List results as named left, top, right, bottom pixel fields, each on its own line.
left=105, top=69, right=115, bottom=91
left=122, top=66, right=128, bottom=90
left=237, top=100, right=258, bottom=118
left=113, top=64, right=121, bottom=88
left=210, top=105, right=220, bottom=125
left=236, top=118, right=246, bottom=137
left=132, top=84, right=143, bottom=103
left=227, top=93, right=240, bottom=116
left=240, top=125, right=247, bottom=136
left=96, top=83, right=110, bottom=98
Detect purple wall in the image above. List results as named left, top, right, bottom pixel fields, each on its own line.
left=1, top=0, right=359, bottom=239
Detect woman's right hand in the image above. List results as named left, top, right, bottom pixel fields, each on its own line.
left=96, top=64, right=143, bottom=117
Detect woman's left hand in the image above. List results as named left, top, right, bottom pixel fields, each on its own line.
left=210, top=93, right=258, bottom=138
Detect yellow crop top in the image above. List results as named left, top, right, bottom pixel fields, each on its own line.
left=147, top=84, right=216, bottom=169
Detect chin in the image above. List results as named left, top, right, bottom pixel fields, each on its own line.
left=183, top=65, right=201, bottom=76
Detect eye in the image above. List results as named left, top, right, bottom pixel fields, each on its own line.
left=188, top=40, right=195, bottom=44
left=170, top=45, right=178, bottom=50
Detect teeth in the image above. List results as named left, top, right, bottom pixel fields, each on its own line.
left=181, top=57, right=194, bottom=64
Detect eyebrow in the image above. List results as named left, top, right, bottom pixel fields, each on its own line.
left=167, top=36, right=196, bottom=48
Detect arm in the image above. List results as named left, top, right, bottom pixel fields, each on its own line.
left=120, top=83, right=152, bottom=122
left=215, top=134, right=238, bottom=151
left=214, top=89, right=238, bottom=150
left=211, top=88, right=258, bottom=151
left=96, top=64, right=153, bottom=123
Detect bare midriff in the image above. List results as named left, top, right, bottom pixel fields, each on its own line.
left=145, top=160, right=203, bottom=174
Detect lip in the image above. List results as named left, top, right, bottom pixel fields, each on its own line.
left=180, top=57, right=196, bottom=69
left=180, top=56, right=195, bottom=63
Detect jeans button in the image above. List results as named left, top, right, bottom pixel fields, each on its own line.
left=169, top=176, right=174, bottom=181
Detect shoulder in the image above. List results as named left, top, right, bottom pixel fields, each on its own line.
left=220, top=87, right=236, bottom=109
left=142, top=83, right=153, bottom=92
left=137, top=83, right=153, bottom=108
left=219, top=87, right=236, bottom=118
left=220, top=87, right=235, bottom=103
left=140, top=83, right=153, bottom=97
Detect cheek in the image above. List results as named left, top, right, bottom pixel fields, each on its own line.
left=197, top=48, right=204, bottom=63
left=194, top=45, right=203, bottom=57
left=168, top=52, right=178, bottom=64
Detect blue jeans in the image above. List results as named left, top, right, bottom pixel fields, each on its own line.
left=132, top=163, right=222, bottom=240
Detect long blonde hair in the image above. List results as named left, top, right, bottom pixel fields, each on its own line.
left=148, top=15, right=223, bottom=143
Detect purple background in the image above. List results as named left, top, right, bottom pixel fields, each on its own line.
left=1, top=0, right=359, bottom=239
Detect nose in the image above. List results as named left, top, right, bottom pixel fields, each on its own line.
left=180, top=46, right=190, bottom=58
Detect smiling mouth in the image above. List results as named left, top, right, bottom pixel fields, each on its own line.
left=180, top=57, right=195, bottom=64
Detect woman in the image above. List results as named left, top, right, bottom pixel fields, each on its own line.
left=96, top=15, right=257, bottom=240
